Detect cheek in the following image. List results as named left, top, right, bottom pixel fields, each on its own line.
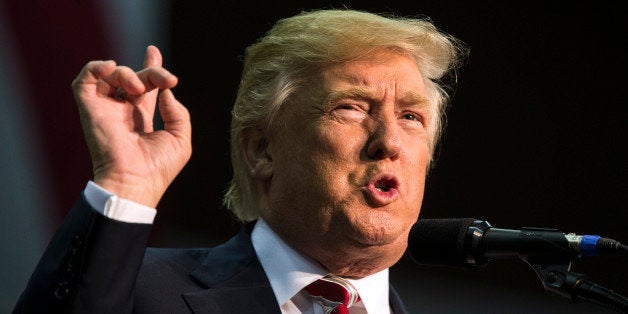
left=272, top=122, right=365, bottom=192
left=401, top=137, right=429, bottom=201
left=407, top=152, right=428, bottom=186
left=406, top=131, right=430, bottom=169
left=314, top=125, right=366, bottom=172
left=316, top=119, right=368, bottom=151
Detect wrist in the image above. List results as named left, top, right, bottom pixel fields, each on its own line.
left=94, top=176, right=164, bottom=208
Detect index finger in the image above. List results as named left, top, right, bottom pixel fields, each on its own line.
left=136, top=67, right=178, bottom=92
left=72, top=60, right=117, bottom=88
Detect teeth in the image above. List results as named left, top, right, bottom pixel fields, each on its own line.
left=374, top=178, right=394, bottom=192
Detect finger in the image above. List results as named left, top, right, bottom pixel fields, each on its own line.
left=102, top=66, right=146, bottom=96
left=136, top=67, right=178, bottom=91
left=159, top=89, right=191, bottom=140
left=143, top=45, right=163, bottom=68
left=72, top=60, right=117, bottom=88
left=139, top=46, right=164, bottom=112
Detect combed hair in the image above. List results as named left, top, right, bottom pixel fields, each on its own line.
left=224, top=9, right=467, bottom=221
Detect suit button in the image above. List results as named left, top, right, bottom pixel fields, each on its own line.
left=71, top=236, right=82, bottom=248
left=55, top=284, right=69, bottom=299
left=67, top=258, right=75, bottom=269
left=63, top=268, right=74, bottom=282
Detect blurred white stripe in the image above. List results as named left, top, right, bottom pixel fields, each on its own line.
left=96, top=0, right=172, bottom=68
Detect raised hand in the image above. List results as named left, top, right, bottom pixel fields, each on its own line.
left=72, top=45, right=192, bottom=208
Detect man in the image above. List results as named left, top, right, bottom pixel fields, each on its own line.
left=14, top=9, right=465, bottom=313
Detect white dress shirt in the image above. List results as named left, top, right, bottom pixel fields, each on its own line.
left=84, top=181, right=156, bottom=224
left=252, top=218, right=390, bottom=314
left=83, top=181, right=391, bottom=313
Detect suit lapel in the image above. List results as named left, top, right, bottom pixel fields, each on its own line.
left=182, top=286, right=279, bottom=313
left=389, top=285, right=409, bottom=314
left=182, top=222, right=281, bottom=313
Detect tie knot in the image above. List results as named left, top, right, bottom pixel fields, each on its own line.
left=305, top=275, right=360, bottom=314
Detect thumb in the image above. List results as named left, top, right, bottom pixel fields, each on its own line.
left=159, top=89, right=191, bottom=141
left=143, top=45, right=163, bottom=68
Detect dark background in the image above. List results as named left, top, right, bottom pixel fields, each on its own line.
left=4, top=1, right=626, bottom=313
left=159, top=2, right=627, bottom=313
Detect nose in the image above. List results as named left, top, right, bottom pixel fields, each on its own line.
left=366, top=116, right=401, bottom=160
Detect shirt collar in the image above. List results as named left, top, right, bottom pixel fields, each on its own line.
left=251, top=218, right=390, bottom=313
left=347, top=269, right=390, bottom=313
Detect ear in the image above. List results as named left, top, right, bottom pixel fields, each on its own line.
left=240, top=127, right=273, bottom=181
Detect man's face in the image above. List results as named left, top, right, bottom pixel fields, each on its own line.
left=260, top=50, right=430, bottom=277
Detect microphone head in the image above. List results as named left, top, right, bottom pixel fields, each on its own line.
left=408, top=218, right=480, bottom=267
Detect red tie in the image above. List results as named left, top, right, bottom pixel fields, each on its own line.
left=304, top=275, right=360, bottom=314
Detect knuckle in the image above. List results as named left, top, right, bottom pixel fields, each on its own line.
left=116, top=66, right=135, bottom=77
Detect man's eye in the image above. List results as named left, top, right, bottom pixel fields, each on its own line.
left=401, top=113, right=426, bottom=127
left=338, top=105, right=358, bottom=110
left=402, top=113, right=418, bottom=121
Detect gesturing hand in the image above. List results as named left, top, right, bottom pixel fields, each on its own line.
left=72, top=45, right=192, bottom=208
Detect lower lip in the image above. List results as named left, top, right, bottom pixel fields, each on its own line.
left=362, top=185, right=399, bottom=206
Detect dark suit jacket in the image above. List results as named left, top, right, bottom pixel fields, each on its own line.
left=14, top=194, right=409, bottom=313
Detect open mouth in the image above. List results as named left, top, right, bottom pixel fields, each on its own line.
left=363, top=174, right=400, bottom=206
left=373, top=179, right=394, bottom=192
left=374, top=177, right=397, bottom=192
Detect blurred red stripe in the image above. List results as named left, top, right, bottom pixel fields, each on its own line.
left=4, top=0, right=113, bottom=225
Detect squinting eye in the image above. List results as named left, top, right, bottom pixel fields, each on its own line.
left=403, top=113, right=419, bottom=121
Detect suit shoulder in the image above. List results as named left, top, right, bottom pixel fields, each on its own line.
left=142, top=247, right=212, bottom=274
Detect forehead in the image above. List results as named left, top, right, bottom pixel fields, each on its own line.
left=318, top=50, right=427, bottom=104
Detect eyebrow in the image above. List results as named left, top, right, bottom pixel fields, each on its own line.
left=323, top=88, right=429, bottom=109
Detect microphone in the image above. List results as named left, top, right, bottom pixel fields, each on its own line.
left=408, top=218, right=626, bottom=267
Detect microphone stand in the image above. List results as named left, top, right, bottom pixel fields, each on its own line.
left=524, top=257, right=628, bottom=313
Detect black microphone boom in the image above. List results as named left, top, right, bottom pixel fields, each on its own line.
left=407, top=218, right=624, bottom=267
left=407, top=218, right=628, bottom=312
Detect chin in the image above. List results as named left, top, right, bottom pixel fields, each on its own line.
left=351, top=215, right=406, bottom=246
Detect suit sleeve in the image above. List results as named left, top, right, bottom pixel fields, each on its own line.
left=13, top=193, right=152, bottom=314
